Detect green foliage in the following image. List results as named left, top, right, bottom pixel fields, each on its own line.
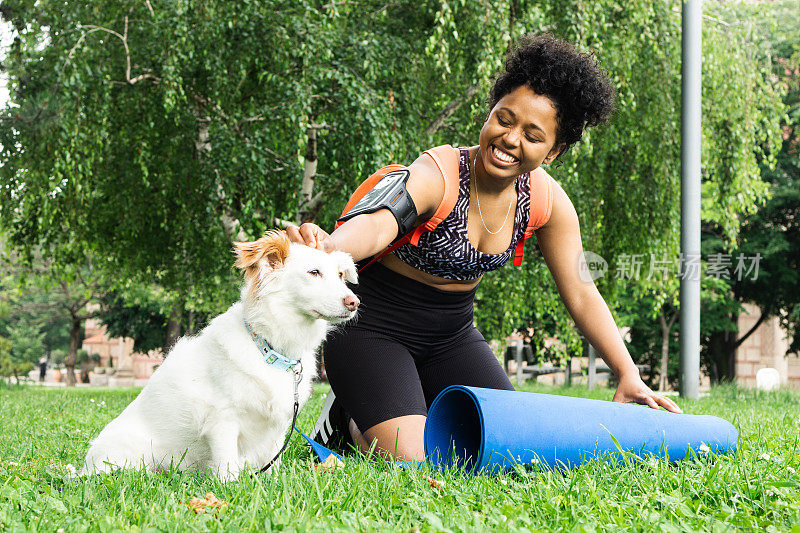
left=0, top=0, right=786, bottom=349
left=730, top=0, right=800, bottom=356
left=477, top=1, right=783, bottom=359
left=0, top=263, right=71, bottom=355
left=542, top=1, right=781, bottom=297
left=642, top=0, right=800, bottom=381
left=475, top=248, right=582, bottom=362
left=50, top=349, right=66, bottom=367
left=621, top=273, right=744, bottom=387
left=99, top=290, right=179, bottom=354
left=0, top=334, right=33, bottom=379
left=6, top=321, right=44, bottom=366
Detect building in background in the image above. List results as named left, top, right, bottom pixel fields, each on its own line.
left=82, top=317, right=163, bottom=386
left=80, top=302, right=797, bottom=388
left=735, top=303, right=799, bottom=388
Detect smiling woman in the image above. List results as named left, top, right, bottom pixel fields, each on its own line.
left=286, top=34, right=681, bottom=462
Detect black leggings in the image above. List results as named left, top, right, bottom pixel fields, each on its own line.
left=323, top=263, right=514, bottom=433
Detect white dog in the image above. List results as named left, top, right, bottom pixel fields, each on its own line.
left=81, top=230, right=359, bottom=480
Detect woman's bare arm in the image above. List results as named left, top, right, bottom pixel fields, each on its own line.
left=534, top=181, right=682, bottom=413
left=287, top=153, right=445, bottom=262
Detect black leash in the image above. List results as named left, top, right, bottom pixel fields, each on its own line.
left=258, top=365, right=302, bottom=474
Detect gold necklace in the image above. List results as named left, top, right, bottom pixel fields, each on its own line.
left=471, top=148, right=514, bottom=236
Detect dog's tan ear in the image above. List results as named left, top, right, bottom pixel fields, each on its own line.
left=233, top=230, right=290, bottom=279
left=332, top=251, right=358, bottom=284
left=342, top=264, right=357, bottom=284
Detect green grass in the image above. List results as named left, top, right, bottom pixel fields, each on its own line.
left=1, top=383, right=799, bottom=532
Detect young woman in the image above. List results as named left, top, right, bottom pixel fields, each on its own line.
left=287, top=34, right=681, bottom=462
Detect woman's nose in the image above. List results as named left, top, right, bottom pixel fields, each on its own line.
left=503, top=128, right=521, bottom=146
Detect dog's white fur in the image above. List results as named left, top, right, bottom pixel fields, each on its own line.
left=81, top=231, right=358, bottom=480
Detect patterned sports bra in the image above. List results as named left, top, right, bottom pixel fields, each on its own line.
left=393, top=148, right=532, bottom=281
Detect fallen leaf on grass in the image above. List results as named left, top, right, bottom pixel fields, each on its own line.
left=185, top=492, right=228, bottom=514
left=314, top=455, right=345, bottom=472
left=424, top=476, right=445, bottom=489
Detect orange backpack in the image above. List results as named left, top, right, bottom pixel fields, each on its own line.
left=335, top=145, right=554, bottom=271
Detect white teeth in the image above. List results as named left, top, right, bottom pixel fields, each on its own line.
left=492, top=146, right=517, bottom=163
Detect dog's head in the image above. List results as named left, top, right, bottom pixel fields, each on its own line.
left=233, top=230, right=359, bottom=323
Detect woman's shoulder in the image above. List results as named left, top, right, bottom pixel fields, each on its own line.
left=533, top=171, right=577, bottom=234
left=408, top=144, right=463, bottom=177
left=404, top=146, right=460, bottom=219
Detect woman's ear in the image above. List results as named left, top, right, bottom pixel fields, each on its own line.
left=544, top=143, right=567, bottom=165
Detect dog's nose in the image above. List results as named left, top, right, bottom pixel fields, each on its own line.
left=343, top=294, right=360, bottom=311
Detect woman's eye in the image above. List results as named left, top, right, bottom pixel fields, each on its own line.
left=526, top=135, right=541, bottom=143
left=497, top=117, right=509, bottom=126
left=308, top=269, right=321, bottom=277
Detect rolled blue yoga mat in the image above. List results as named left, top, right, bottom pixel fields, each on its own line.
left=423, top=386, right=738, bottom=473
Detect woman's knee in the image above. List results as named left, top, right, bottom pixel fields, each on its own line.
left=358, top=415, right=427, bottom=462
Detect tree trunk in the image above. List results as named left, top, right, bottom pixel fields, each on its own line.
left=297, top=125, right=319, bottom=224
left=734, top=308, right=768, bottom=350
left=65, top=316, right=82, bottom=387
left=194, top=104, right=247, bottom=241
left=657, top=306, right=678, bottom=392
left=658, top=314, right=669, bottom=391
left=707, top=313, right=740, bottom=383
left=186, top=309, right=196, bottom=335
left=163, top=304, right=183, bottom=355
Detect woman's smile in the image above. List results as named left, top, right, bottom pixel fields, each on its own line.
left=488, top=144, right=519, bottom=166
left=477, top=85, right=562, bottom=183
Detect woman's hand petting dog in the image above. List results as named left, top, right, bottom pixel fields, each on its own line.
left=286, top=223, right=332, bottom=251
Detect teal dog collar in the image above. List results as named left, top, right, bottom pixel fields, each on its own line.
left=244, top=320, right=302, bottom=373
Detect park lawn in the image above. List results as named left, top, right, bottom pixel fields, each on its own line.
left=0, top=383, right=799, bottom=532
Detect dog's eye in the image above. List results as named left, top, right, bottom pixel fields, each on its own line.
left=338, top=271, right=344, bottom=279
left=308, top=269, right=322, bottom=277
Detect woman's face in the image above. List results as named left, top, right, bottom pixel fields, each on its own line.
left=478, top=85, right=562, bottom=182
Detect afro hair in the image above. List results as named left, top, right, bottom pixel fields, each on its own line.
left=488, top=34, right=616, bottom=158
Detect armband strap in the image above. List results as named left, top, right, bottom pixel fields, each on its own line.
left=337, top=169, right=418, bottom=238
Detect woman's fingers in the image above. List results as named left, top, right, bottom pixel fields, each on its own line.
left=305, top=224, right=327, bottom=248
left=285, top=224, right=304, bottom=244
left=285, top=223, right=329, bottom=249
left=642, top=395, right=659, bottom=410
left=300, top=224, right=318, bottom=247
left=655, top=395, right=683, bottom=414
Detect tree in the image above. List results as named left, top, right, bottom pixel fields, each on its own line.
left=99, top=287, right=211, bottom=354
left=620, top=269, right=743, bottom=388
left=693, top=0, right=800, bottom=378
left=0, top=0, right=784, bottom=355
left=476, top=1, right=782, bottom=362
left=0, top=0, right=443, bottom=320
left=0, top=334, right=31, bottom=382
left=1, top=246, right=109, bottom=386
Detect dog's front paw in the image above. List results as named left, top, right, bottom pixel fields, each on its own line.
left=215, top=463, right=242, bottom=482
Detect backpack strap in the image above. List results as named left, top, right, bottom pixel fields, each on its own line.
left=406, top=145, right=460, bottom=246
left=513, top=167, right=554, bottom=265
left=337, top=146, right=461, bottom=272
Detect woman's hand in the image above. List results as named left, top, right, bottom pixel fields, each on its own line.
left=612, top=373, right=683, bottom=413
left=286, top=223, right=333, bottom=251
